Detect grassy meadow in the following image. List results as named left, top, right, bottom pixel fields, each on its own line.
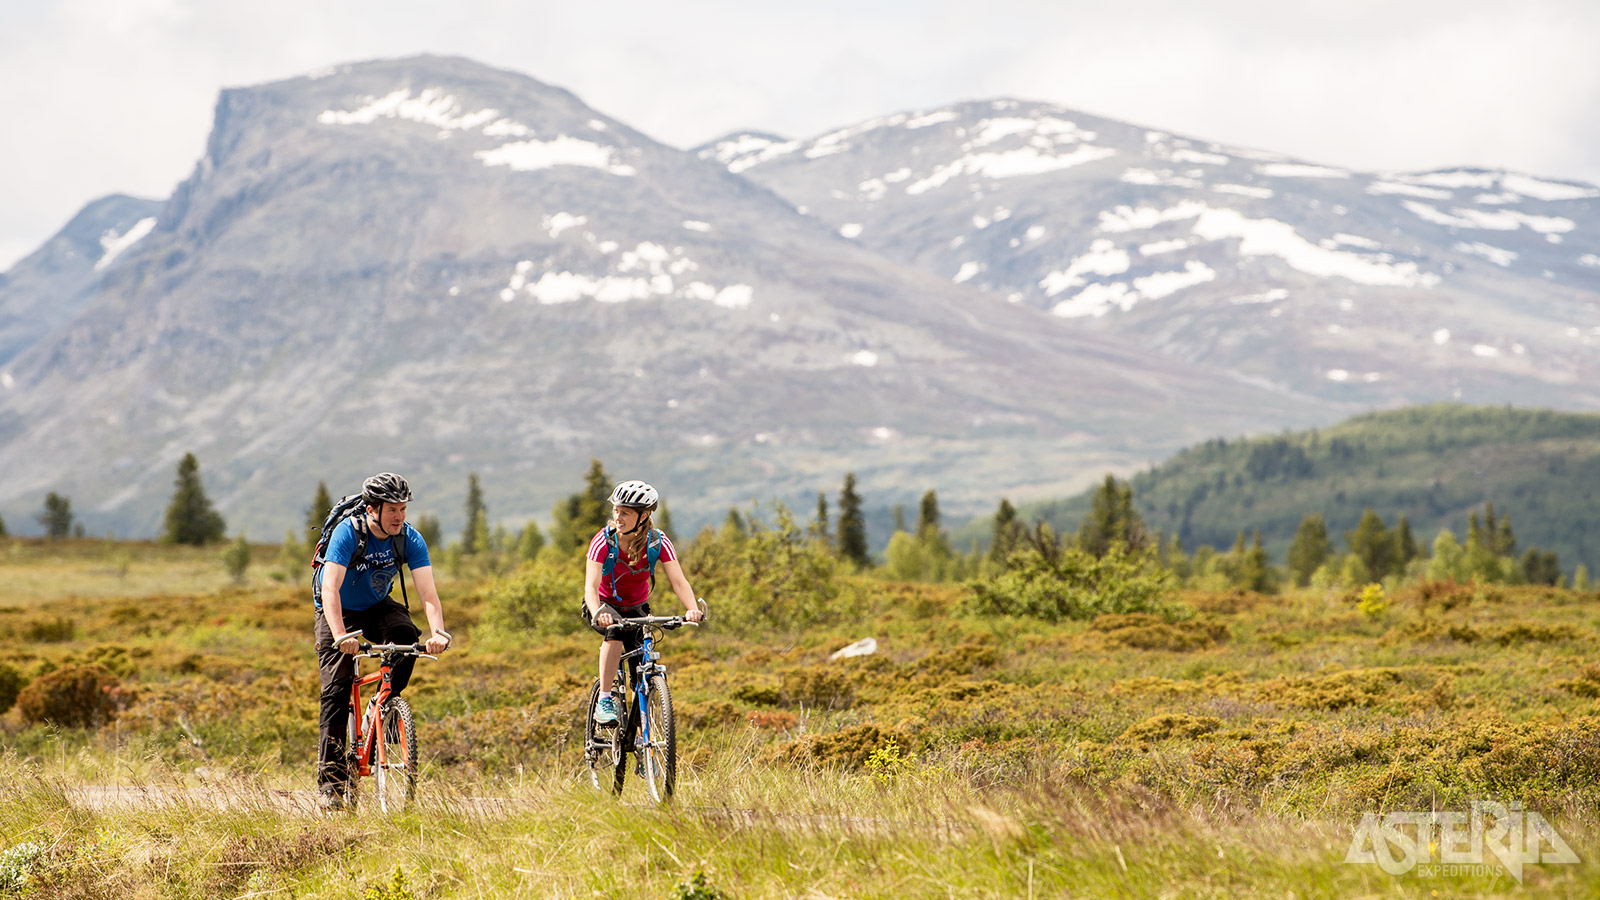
left=4, top=536, right=1600, bottom=898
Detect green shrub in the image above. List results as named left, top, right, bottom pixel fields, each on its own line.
left=479, top=565, right=584, bottom=636
left=15, top=663, right=127, bottom=728
left=685, top=504, right=852, bottom=631
left=21, top=615, right=75, bottom=643
left=961, top=543, right=1178, bottom=622
left=0, top=662, right=25, bottom=714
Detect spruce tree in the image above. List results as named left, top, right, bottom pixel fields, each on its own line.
left=463, top=473, right=487, bottom=554
left=305, top=481, right=333, bottom=548
left=0, top=512, right=7, bottom=537
left=1286, top=513, right=1332, bottom=586
left=990, top=498, right=1019, bottom=562
left=550, top=459, right=612, bottom=552
left=836, top=473, right=870, bottom=567
left=1394, top=515, right=1420, bottom=567
left=37, top=492, right=73, bottom=539
left=811, top=491, right=829, bottom=542
left=916, top=489, right=951, bottom=558
left=1077, top=474, right=1146, bottom=557
left=413, top=514, right=441, bottom=549
left=723, top=508, right=747, bottom=539
left=161, top=454, right=226, bottom=545
left=1345, top=508, right=1393, bottom=580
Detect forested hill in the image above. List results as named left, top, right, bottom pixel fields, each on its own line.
left=1016, top=405, right=1600, bottom=574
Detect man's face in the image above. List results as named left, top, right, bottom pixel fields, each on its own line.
left=370, top=501, right=407, bottom=535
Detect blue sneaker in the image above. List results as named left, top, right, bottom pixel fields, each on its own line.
left=595, top=695, right=618, bottom=725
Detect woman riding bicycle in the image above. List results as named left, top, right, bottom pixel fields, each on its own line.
left=581, top=480, right=704, bottom=725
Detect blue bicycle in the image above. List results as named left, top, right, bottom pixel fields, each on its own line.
left=584, top=600, right=704, bottom=802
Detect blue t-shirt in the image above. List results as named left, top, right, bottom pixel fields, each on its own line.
left=320, top=518, right=431, bottom=612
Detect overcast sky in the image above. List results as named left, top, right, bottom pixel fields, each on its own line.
left=3, top=0, right=1597, bottom=271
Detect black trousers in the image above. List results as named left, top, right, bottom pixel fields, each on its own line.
left=314, top=598, right=420, bottom=792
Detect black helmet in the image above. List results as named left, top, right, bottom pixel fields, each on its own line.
left=363, top=472, right=413, bottom=508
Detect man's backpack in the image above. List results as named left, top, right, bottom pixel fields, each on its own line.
left=601, top=524, right=663, bottom=599
left=311, top=492, right=409, bottom=610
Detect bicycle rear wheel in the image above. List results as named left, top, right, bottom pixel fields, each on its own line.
left=374, top=697, right=416, bottom=814
left=641, top=673, right=676, bottom=803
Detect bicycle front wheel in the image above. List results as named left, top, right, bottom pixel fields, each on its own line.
left=374, top=697, right=417, bottom=814
left=641, top=673, right=676, bottom=803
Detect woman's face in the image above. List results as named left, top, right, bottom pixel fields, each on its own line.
left=614, top=505, right=642, bottom=531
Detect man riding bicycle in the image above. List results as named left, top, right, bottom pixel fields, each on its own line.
left=314, top=472, right=450, bottom=810
left=580, top=480, right=704, bottom=725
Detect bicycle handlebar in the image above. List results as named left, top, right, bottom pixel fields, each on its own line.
left=357, top=641, right=438, bottom=660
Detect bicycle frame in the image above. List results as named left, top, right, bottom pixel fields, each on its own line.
left=347, top=654, right=397, bottom=777
left=617, top=627, right=667, bottom=753
left=345, top=640, right=435, bottom=778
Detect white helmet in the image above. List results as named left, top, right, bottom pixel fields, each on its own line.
left=608, top=480, right=659, bottom=511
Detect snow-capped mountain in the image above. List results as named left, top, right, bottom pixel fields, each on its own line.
left=0, top=58, right=1336, bottom=539
left=0, top=194, right=163, bottom=367
left=700, top=99, right=1600, bottom=406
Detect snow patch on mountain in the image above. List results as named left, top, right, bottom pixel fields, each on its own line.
left=542, top=212, right=587, bottom=238
left=905, top=144, right=1117, bottom=195
left=475, top=137, right=636, bottom=176
left=318, top=88, right=501, bottom=131
left=497, top=244, right=750, bottom=307
left=905, top=109, right=959, bottom=129
left=1498, top=173, right=1598, bottom=201
left=1213, top=184, right=1274, bottom=199
left=1455, top=242, right=1519, bottom=267
left=1258, top=164, right=1350, bottom=179
left=95, top=217, right=157, bottom=271
left=1039, top=240, right=1131, bottom=296
left=1368, top=181, right=1452, bottom=199
left=1192, top=207, right=1440, bottom=287
left=1170, top=148, right=1229, bottom=165
left=1134, top=261, right=1216, bottom=299
left=1402, top=202, right=1574, bottom=234
left=1122, top=169, right=1202, bottom=188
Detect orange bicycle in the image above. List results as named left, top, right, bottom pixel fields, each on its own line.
left=343, top=634, right=436, bottom=814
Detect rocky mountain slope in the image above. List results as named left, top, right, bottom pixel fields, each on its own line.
left=0, top=57, right=1335, bottom=539
left=701, top=100, right=1600, bottom=408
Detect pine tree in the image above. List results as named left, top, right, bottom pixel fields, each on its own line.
left=161, top=453, right=226, bottom=545
left=550, top=459, right=612, bottom=552
left=916, top=489, right=951, bottom=555
left=990, top=498, right=1019, bottom=562
left=836, top=473, right=870, bottom=567
left=1394, top=515, right=1420, bottom=568
left=1345, top=508, right=1394, bottom=580
left=37, top=492, right=73, bottom=539
left=413, top=514, right=441, bottom=549
left=305, top=481, right=332, bottom=548
left=0, top=512, right=7, bottom=537
left=1077, top=474, right=1146, bottom=557
left=462, top=473, right=487, bottom=554
left=723, top=508, right=747, bottom=539
left=1237, top=530, right=1273, bottom=592
left=891, top=504, right=908, bottom=534
left=811, top=491, right=830, bottom=542
left=1286, top=513, right=1332, bottom=587
left=656, top=500, right=674, bottom=538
